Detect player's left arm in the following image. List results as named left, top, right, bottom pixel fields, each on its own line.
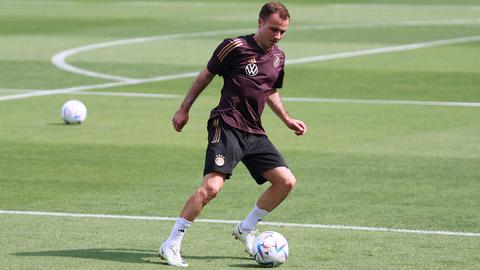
left=266, top=89, right=307, bottom=136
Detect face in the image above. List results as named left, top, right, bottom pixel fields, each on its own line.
left=256, top=13, right=289, bottom=50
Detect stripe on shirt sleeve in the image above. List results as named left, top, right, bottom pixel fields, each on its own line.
left=217, top=39, right=243, bottom=62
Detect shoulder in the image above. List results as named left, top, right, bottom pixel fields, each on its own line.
left=215, top=37, right=246, bottom=62
left=219, top=37, right=245, bottom=48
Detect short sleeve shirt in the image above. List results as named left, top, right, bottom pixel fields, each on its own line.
left=207, top=34, right=286, bottom=135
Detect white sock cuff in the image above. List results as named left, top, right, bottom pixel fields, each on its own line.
left=240, top=204, right=270, bottom=232
left=176, top=217, right=192, bottom=228
left=254, top=205, right=269, bottom=216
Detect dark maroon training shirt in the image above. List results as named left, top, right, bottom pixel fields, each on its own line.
left=207, top=34, right=285, bottom=135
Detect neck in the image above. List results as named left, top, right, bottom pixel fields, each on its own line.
left=253, top=33, right=270, bottom=52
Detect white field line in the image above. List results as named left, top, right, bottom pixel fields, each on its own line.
left=51, top=28, right=254, bottom=82
left=4, top=34, right=480, bottom=103
left=0, top=0, right=74, bottom=5
left=51, top=19, right=480, bottom=82
left=0, top=72, right=199, bottom=102
left=0, top=88, right=40, bottom=93
left=283, top=97, right=480, bottom=107
left=73, top=91, right=179, bottom=99
left=69, top=91, right=480, bottom=108
left=0, top=81, right=134, bottom=102
left=286, top=35, right=480, bottom=65
left=294, top=19, right=480, bottom=31
left=0, top=0, right=252, bottom=8
left=5, top=20, right=480, bottom=103
left=1, top=210, right=479, bottom=237
left=331, top=4, right=480, bottom=11
left=3, top=88, right=479, bottom=108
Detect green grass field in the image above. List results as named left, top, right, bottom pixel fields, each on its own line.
left=1, top=0, right=480, bottom=269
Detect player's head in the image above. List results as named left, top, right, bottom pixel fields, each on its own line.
left=255, top=2, right=290, bottom=51
left=259, top=1, right=290, bottom=21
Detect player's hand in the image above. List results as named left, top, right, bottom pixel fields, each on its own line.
left=286, top=118, right=307, bottom=136
left=172, top=109, right=189, bottom=132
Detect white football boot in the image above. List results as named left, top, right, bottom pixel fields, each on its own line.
left=232, top=223, right=256, bottom=256
left=159, top=242, right=188, bottom=267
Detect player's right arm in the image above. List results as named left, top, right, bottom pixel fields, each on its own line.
left=172, top=67, right=215, bottom=132
left=173, top=38, right=236, bottom=132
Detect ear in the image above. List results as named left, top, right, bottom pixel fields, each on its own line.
left=257, top=18, right=263, bottom=28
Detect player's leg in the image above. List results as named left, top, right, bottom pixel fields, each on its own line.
left=160, top=172, right=225, bottom=267
left=161, top=117, right=241, bottom=265
left=234, top=137, right=295, bottom=256
left=257, top=166, right=296, bottom=211
left=179, top=172, right=225, bottom=221
left=233, top=167, right=296, bottom=256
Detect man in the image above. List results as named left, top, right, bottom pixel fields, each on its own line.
left=160, top=2, right=307, bottom=267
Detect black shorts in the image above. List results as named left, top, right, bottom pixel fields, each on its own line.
left=203, top=117, right=288, bottom=185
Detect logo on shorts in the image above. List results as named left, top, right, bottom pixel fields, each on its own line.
left=215, top=154, right=225, bottom=167
left=245, top=63, right=258, bottom=77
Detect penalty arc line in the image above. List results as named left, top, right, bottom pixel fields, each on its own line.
left=50, top=28, right=254, bottom=82
left=51, top=19, right=480, bottom=82
left=1, top=210, right=479, bottom=237
left=2, top=35, right=480, bottom=102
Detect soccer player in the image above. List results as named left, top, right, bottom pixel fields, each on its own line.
left=160, top=2, right=307, bottom=267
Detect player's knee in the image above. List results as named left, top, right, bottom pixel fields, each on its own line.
left=282, top=175, right=296, bottom=191
left=199, top=183, right=221, bottom=204
left=205, top=184, right=221, bottom=201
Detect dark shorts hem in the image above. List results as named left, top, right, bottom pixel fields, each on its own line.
left=203, top=169, right=231, bottom=180
left=251, top=165, right=289, bottom=185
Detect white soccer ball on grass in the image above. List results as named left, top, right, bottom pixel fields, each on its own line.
left=253, top=231, right=289, bottom=267
left=61, top=100, right=87, bottom=124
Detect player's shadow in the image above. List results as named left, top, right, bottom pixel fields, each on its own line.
left=183, top=255, right=252, bottom=261
left=46, top=123, right=78, bottom=126
left=14, top=248, right=157, bottom=264
left=228, top=264, right=265, bottom=268
left=14, top=248, right=251, bottom=265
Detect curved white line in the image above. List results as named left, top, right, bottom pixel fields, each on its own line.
left=51, top=28, right=253, bottom=81
left=4, top=34, right=480, bottom=102
left=51, top=49, right=138, bottom=82
left=51, top=19, right=480, bottom=81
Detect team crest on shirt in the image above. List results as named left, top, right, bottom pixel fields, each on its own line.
left=215, top=154, right=225, bottom=167
left=273, top=54, right=281, bottom=68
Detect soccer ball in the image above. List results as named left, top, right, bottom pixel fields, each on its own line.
left=253, top=231, right=289, bottom=267
left=61, top=100, right=87, bottom=124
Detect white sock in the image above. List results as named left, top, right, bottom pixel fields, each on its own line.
left=165, top=217, right=192, bottom=248
left=240, top=205, right=269, bottom=232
